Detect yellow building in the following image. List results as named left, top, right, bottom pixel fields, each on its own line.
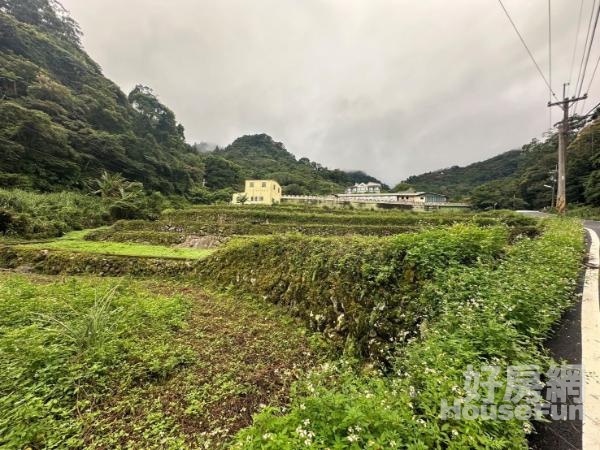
left=232, top=180, right=282, bottom=205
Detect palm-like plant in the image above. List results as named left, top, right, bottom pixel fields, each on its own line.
left=93, top=171, right=129, bottom=199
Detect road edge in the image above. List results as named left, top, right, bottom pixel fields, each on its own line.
left=582, top=227, right=600, bottom=450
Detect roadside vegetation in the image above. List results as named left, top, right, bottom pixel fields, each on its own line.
left=566, top=204, right=600, bottom=221
left=232, top=218, right=584, bottom=448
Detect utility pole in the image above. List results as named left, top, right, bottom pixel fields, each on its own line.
left=548, top=83, right=587, bottom=214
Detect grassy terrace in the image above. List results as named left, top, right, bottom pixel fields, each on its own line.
left=229, top=218, right=584, bottom=449
left=16, top=230, right=212, bottom=260
left=85, top=206, right=539, bottom=245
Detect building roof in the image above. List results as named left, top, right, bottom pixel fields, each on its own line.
left=246, top=179, right=281, bottom=184
left=336, top=191, right=446, bottom=197
left=351, top=182, right=381, bottom=186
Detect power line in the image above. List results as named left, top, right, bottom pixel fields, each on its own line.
left=580, top=52, right=600, bottom=113
left=569, top=0, right=585, bottom=90
left=549, top=0, right=553, bottom=130
left=575, top=0, right=600, bottom=111
left=586, top=52, right=600, bottom=95
left=578, top=2, right=600, bottom=99
left=583, top=99, right=600, bottom=117
left=497, top=0, right=558, bottom=101
left=574, top=0, right=596, bottom=102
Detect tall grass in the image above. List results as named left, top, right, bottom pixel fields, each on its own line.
left=0, top=189, right=109, bottom=238
left=35, top=285, right=122, bottom=350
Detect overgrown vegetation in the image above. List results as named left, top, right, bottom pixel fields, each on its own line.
left=19, top=235, right=212, bottom=259
left=0, top=189, right=108, bottom=238
left=0, top=187, right=185, bottom=239
left=199, top=225, right=510, bottom=361
left=0, top=275, right=192, bottom=448
left=0, top=246, right=206, bottom=277
left=0, top=202, right=585, bottom=448
left=232, top=218, right=584, bottom=448
left=0, top=1, right=591, bottom=447
left=566, top=204, right=600, bottom=221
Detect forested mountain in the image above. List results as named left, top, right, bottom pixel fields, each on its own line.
left=0, top=0, right=206, bottom=193
left=405, top=150, right=524, bottom=199
left=210, top=134, right=383, bottom=195
left=0, top=1, right=378, bottom=197
left=405, top=115, right=600, bottom=210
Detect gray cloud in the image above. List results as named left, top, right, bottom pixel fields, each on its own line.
left=61, top=0, right=598, bottom=184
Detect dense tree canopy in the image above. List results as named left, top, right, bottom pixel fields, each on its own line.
left=405, top=150, right=525, bottom=200
left=0, top=3, right=204, bottom=194
left=0, top=0, right=81, bottom=45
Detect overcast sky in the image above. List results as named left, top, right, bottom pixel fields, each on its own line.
left=61, top=0, right=599, bottom=184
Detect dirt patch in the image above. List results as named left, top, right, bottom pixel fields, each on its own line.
left=83, top=281, right=322, bottom=449
left=176, top=235, right=227, bottom=249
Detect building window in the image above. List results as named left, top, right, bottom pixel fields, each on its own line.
left=262, top=182, right=267, bottom=187
left=249, top=182, right=254, bottom=187
left=259, top=196, right=264, bottom=201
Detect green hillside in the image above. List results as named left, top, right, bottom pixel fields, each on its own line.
left=211, top=134, right=383, bottom=195
left=405, top=116, right=600, bottom=210
left=0, top=1, right=206, bottom=193
left=405, top=150, right=524, bottom=199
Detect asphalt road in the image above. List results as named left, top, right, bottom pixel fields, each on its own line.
left=525, top=214, right=600, bottom=450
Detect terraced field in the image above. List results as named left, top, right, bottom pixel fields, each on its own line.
left=85, top=204, right=540, bottom=244
left=0, top=205, right=586, bottom=449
